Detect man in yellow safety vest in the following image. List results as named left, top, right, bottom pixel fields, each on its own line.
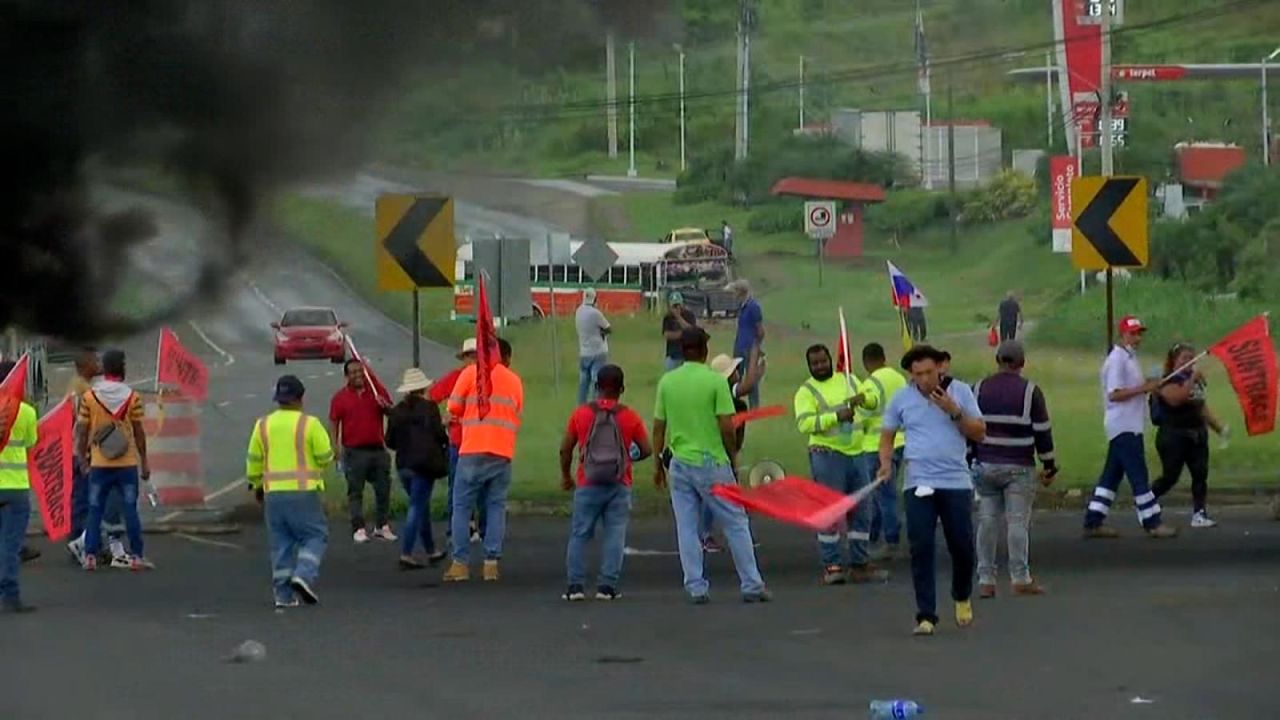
left=0, top=359, right=38, bottom=613
left=246, top=375, right=335, bottom=609
left=860, top=342, right=909, bottom=560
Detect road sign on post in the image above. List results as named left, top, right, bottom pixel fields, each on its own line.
left=573, top=239, right=619, bottom=282
left=375, top=194, right=456, bottom=290
left=1070, top=176, right=1148, bottom=271
left=804, top=201, right=836, bottom=238
left=473, top=238, right=533, bottom=322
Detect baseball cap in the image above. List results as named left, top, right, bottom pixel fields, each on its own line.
left=995, top=339, right=1026, bottom=367
left=1118, top=315, right=1147, bottom=335
left=273, top=375, right=306, bottom=403
left=457, top=338, right=477, bottom=357
left=668, top=291, right=684, bottom=305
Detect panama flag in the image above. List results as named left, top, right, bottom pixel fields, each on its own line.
left=887, top=261, right=929, bottom=308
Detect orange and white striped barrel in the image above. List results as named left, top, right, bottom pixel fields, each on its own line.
left=142, top=394, right=205, bottom=507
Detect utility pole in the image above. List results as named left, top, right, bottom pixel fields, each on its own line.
left=798, top=55, right=805, bottom=131
left=1100, top=0, right=1115, bottom=351
left=1046, top=50, right=1055, bottom=148
left=606, top=31, right=617, bottom=159
left=1263, top=47, right=1280, bottom=166
left=628, top=41, right=637, bottom=178
left=735, top=0, right=753, bottom=161
left=678, top=45, right=687, bottom=172
left=947, top=75, right=958, bottom=255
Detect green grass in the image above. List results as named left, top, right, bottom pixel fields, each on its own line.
left=275, top=189, right=1280, bottom=510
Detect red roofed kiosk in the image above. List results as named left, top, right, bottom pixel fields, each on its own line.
left=770, top=177, right=887, bottom=259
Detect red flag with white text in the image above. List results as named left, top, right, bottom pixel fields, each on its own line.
left=157, top=327, right=209, bottom=401
left=0, top=354, right=30, bottom=451
left=344, top=337, right=392, bottom=408
left=1207, top=315, right=1277, bottom=436
left=28, top=398, right=74, bottom=541
left=474, top=275, right=501, bottom=419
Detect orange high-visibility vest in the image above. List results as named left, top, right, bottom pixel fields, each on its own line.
left=448, top=363, right=524, bottom=459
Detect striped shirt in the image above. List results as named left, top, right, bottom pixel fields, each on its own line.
left=973, top=371, right=1056, bottom=470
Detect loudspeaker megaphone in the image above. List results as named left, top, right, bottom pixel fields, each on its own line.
left=744, top=460, right=785, bottom=487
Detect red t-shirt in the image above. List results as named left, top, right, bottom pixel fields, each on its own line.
left=567, top=399, right=648, bottom=487
left=329, top=386, right=386, bottom=448
left=429, top=366, right=466, bottom=447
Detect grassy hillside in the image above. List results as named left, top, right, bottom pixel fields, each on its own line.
left=376, top=0, right=1280, bottom=178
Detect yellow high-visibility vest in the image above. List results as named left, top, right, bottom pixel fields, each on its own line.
left=245, top=409, right=334, bottom=493
left=794, top=374, right=864, bottom=456
left=0, top=402, right=37, bottom=491
left=861, top=366, right=907, bottom=453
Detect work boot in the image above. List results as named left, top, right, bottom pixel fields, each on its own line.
left=483, top=559, right=501, bottom=582
left=19, top=546, right=40, bottom=564
left=442, top=560, right=470, bottom=582
left=1146, top=524, right=1178, bottom=539
left=955, top=600, right=974, bottom=627
left=1083, top=525, right=1120, bottom=539
left=821, top=565, right=847, bottom=586
left=847, top=564, right=889, bottom=584
left=1012, top=580, right=1047, bottom=596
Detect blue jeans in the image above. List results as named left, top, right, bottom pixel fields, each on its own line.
left=905, top=488, right=975, bottom=624
left=398, top=468, right=438, bottom=557
left=868, top=447, right=905, bottom=545
left=265, top=491, right=328, bottom=604
left=577, top=353, right=608, bottom=405
left=0, top=490, right=30, bottom=603
left=445, top=444, right=487, bottom=537
left=808, top=449, right=872, bottom=567
left=84, top=467, right=144, bottom=558
left=565, top=484, right=631, bottom=588
left=1084, top=432, right=1163, bottom=530
left=450, top=453, right=511, bottom=563
left=668, top=454, right=765, bottom=597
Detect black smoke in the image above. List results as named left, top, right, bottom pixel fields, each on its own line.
left=1, top=0, right=671, bottom=342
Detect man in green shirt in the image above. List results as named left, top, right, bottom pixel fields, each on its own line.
left=653, top=328, right=769, bottom=604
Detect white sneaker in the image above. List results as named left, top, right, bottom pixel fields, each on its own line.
left=372, top=525, right=398, bottom=542
left=1190, top=510, right=1218, bottom=528
left=67, top=535, right=86, bottom=565
left=353, top=528, right=370, bottom=544
left=110, top=554, right=133, bottom=570
left=108, top=538, right=126, bottom=560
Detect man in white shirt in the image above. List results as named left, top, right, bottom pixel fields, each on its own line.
left=1082, top=316, right=1177, bottom=539
left=574, top=288, right=611, bottom=405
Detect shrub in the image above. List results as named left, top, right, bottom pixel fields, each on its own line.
left=747, top=202, right=804, bottom=235
left=958, top=170, right=1038, bottom=224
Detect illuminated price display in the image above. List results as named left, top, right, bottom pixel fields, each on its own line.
left=1077, top=0, right=1124, bottom=25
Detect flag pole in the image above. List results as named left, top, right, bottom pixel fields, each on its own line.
left=1159, top=351, right=1210, bottom=384
left=838, top=306, right=853, bottom=387
left=154, top=330, right=163, bottom=396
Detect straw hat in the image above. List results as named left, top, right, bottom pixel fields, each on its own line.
left=396, top=367, right=433, bottom=394
left=709, top=354, right=743, bottom=379
left=457, top=338, right=477, bottom=358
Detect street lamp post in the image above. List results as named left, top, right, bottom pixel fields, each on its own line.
left=677, top=45, right=686, bottom=173
left=1263, top=47, right=1280, bottom=166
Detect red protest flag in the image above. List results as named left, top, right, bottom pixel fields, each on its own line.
left=28, top=398, right=74, bottom=541
left=157, top=327, right=209, bottom=402
left=732, top=404, right=786, bottom=428
left=835, top=306, right=853, bottom=375
left=0, top=353, right=30, bottom=451
left=711, top=476, right=880, bottom=530
left=344, top=337, right=392, bottom=408
left=1207, top=315, right=1277, bottom=436
left=474, top=274, right=501, bottom=419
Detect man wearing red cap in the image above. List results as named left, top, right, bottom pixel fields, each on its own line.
left=1082, top=316, right=1177, bottom=539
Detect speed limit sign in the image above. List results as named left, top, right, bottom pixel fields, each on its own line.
left=804, top=201, right=836, bottom=238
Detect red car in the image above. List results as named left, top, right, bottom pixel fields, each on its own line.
left=272, top=307, right=348, bottom=365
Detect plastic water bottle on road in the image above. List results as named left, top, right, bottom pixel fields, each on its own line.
left=868, top=699, right=923, bottom=718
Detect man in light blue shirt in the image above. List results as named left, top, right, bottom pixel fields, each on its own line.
left=878, top=345, right=985, bottom=637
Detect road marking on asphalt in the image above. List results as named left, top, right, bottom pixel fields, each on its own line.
left=174, top=533, right=244, bottom=551
left=247, top=280, right=282, bottom=314
left=216, top=401, right=231, bottom=408
left=623, top=546, right=679, bottom=556
left=154, top=478, right=249, bottom=523
left=187, top=319, right=235, bottom=367
left=244, top=393, right=257, bottom=399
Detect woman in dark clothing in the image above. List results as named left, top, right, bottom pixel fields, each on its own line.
left=1151, top=344, right=1228, bottom=528
left=386, top=368, right=450, bottom=569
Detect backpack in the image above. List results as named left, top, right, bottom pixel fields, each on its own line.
left=1148, top=392, right=1166, bottom=427
left=582, top=402, right=628, bottom=485
left=91, top=392, right=134, bottom=460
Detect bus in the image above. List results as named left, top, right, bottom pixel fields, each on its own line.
left=452, top=240, right=733, bottom=319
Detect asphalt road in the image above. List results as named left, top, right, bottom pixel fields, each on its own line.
left=55, top=177, right=563, bottom=512
left=7, top=508, right=1278, bottom=719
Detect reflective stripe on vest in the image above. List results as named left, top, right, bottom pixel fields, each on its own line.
left=974, top=379, right=1037, bottom=426
left=801, top=379, right=849, bottom=438
left=259, top=415, right=322, bottom=492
